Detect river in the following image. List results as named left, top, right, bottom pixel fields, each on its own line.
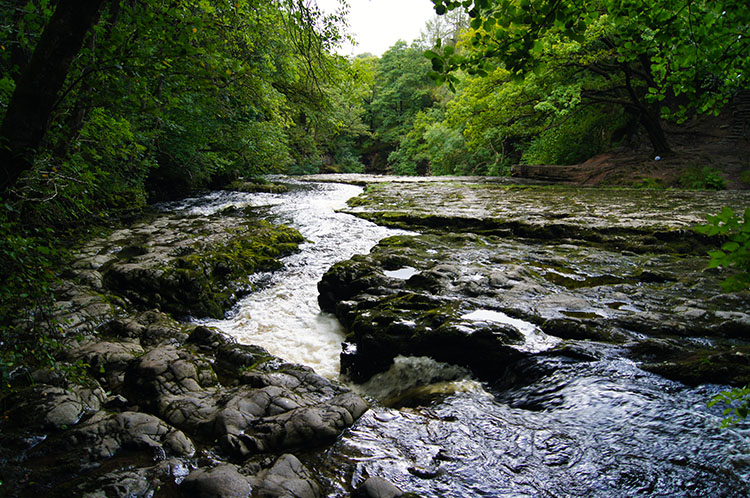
left=165, top=179, right=750, bottom=497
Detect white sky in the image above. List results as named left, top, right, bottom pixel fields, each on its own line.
left=316, top=0, right=437, bottom=56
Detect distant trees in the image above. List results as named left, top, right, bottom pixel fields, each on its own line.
left=366, top=41, right=437, bottom=170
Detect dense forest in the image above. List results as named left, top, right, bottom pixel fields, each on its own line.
left=1, top=1, right=749, bottom=383
left=2, top=1, right=749, bottom=208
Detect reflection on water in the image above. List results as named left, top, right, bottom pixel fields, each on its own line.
left=323, top=355, right=750, bottom=497
left=166, top=180, right=750, bottom=497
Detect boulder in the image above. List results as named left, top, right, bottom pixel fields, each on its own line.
left=4, top=384, right=106, bottom=431
left=353, top=477, right=404, bottom=498
left=248, top=454, right=319, bottom=498
left=66, top=411, right=195, bottom=461
left=122, top=344, right=367, bottom=458
left=181, top=464, right=251, bottom=498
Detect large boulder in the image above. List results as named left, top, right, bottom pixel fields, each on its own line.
left=4, top=384, right=106, bottom=431
left=248, top=454, right=320, bottom=498
left=66, top=410, right=195, bottom=461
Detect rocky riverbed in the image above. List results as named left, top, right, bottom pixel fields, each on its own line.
left=2, top=177, right=750, bottom=497
left=0, top=193, right=378, bottom=497
left=321, top=180, right=750, bottom=388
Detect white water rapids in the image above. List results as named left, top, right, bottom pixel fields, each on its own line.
left=166, top=180, right=408, bottom=378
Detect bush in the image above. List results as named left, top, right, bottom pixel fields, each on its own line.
left=632, top=177, right=666, bottom=189
left=709, top=386, right=750, bottom=427
left=698, top=207, right=750, bottom=426
left=696, top=207, right=750, bottom=291
left=0, top=206, right=61, bottom=391
left=678, top=166, right=726, bottom=190
left=14, top=108, right=155, bottom=226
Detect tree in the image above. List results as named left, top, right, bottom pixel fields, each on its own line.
left=419, top=10, right=470, bottom=48
left=0, top=0, right=106, bottom=194
left=0, top=0, right=351, bottom=202
left=427, top=0, right=750, bottom=154
left=364, top=41, right=437, bottom=171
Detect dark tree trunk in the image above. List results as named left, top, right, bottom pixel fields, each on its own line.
left=619, top=61, right=672, bottom=156
left=0, top=0, right=106, bottom=195
left=638, top=108, right=671, bottom=155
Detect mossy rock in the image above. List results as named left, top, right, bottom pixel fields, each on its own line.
left=634, top=341, right=750, bottom=386
left=104, top=220, right=303, bottom=319
left=226, top=180, right=289, bottom=194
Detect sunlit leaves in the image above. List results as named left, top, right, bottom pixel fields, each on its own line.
left=696, top=207, right=750, bottom=292
left=428, top=0, right=750, bottom=125
left=709, top=385, right=750, bottom=427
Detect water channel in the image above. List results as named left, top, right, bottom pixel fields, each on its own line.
left=166, top=179, right=750, bottom=497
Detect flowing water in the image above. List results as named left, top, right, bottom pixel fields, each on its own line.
left=166, top=180, right=750, bottom=497
left=165, top=180, right=409, bottom=378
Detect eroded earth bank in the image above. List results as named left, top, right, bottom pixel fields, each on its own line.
left=2, top=177, right=750, bottom=497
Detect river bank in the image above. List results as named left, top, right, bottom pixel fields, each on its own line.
left=2, top=177, right=750, bottom=497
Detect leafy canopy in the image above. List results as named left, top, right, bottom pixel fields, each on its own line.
left=428, top=0, right=750, bottom=120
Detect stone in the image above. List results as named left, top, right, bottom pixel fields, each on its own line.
left=68, top=411, right=195, bottom=461
left=65, top=338, right=144, bottom=388
left=249, top=454, right=319, bottom=498
left=4, top=384, right=106, bottom=431
left=353, top=477, right=404, bottom=498
left=181, top=464, right=251, bottom=498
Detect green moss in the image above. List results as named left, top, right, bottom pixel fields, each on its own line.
left=142, top=220, right=303, bottom=318
left=226, top=180, right=289, bottom=194
left=640, top=346, right=750, bottom=387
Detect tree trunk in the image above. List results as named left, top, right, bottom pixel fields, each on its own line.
left=639, top=108, right=671, bottom=155
left=619, top=62, right=671, bottom=155
left=0, top=0, right=106, bottom=195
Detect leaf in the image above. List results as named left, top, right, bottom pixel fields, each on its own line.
left=722, top=241, right=741, bottom=252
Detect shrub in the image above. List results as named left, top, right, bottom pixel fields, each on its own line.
left=709, top=386, right=750, bottom=427
left=0, top=206, right=61, bottom=391
left=698, top=207, right=750, bottom=426
left=678, top=166, right=726, bottom=190
left=632, top=177, right=666, bottom=189
left=696, top=207, right=750, bottom=292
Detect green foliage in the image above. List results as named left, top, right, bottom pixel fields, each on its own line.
left=428, top=0, right=750, bottom=153
left=697, top=206, right=750, bottom=427
left=0, top=205, right=60, bottom=391
left=522, top=107, right=625, bottom=165
left=2, top=0, right=355, bottom=200
left=366, top=41, right=437, bottom=168
left=678, top=167, right=727, bottom=190
left=631, top=178, right=665, bottom=189
left=696, top=207, right=750, bottom=292
left=709, top=385, right=750, bottom=427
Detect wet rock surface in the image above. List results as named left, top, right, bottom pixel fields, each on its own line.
left=0, top=202, right=365, bottom=497
left=322, top=182, right=750, bottom=387
left=312, top=178, right=750, bottom=497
